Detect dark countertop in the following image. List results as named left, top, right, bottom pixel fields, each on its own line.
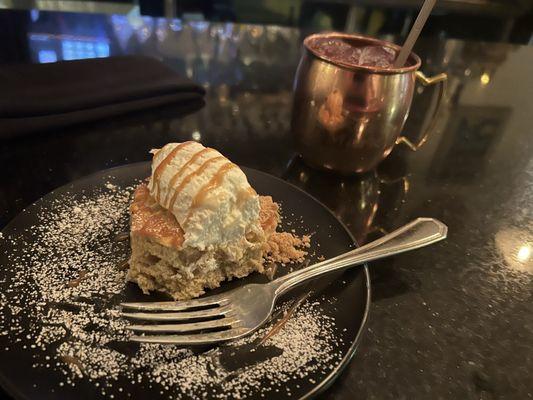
left=1, top=9, right=532, bottom=400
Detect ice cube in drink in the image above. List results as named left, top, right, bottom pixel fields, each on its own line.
left=358, top=45, right=396, bottom=67
left=308, top=37, right=397, bottom=68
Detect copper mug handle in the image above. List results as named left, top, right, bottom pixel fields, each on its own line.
left=395, top=71, right=448, bottom=151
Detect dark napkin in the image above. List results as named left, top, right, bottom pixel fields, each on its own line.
left=0, top=56, right=205, bottom=138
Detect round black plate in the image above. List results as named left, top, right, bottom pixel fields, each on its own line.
left=0, top=162, right=370, bottom=400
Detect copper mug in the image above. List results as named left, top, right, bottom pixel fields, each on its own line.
left=291, top=32, right=447, bottom=174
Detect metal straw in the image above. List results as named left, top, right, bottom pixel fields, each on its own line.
left=394, top=0, right=437, bottom=67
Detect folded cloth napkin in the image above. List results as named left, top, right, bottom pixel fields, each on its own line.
left=0, top=56, right=205, bottom=139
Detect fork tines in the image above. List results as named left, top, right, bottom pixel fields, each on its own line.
left=120, top=297, right=243, bottom=345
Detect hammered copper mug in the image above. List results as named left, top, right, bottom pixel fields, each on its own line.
left=291, top=32, right=447, bottom=174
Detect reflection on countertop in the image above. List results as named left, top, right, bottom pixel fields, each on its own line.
left=0, top=8, right=532, bottom=400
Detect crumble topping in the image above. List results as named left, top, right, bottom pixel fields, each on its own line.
left=265, top=232, right=311, bottom=265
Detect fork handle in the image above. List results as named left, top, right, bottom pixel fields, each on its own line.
left=271, top=218, right=447, bottom=297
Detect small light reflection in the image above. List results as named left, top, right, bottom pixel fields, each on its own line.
left=517, top=245, right=531, bottom=263
left=480, top=73, right=490, bottom=85
left=494, top=228, right=533, bottom=272
left=298, top=171, right=308, bottom=183
left=190, top=21, right=209, bottom=32
left=191, top=130, right=201, bottom=141
left=218, top=84, right=229, bottom=104
left=156, top=18, right=168, bottom=42
left=250, top=26, right=263, bottom=38
left=30, top=9, right=40, bottom=22
left=169, top=19, right=182, bottom=32
left=38, top=50, right=57, bottom=63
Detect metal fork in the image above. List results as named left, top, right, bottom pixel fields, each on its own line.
left=121, top=217, right=447, bottom=345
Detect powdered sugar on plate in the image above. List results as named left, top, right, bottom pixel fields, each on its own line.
left=0, top=179, right=346, bottom=399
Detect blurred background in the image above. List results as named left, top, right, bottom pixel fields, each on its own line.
left=1, top=0, right=532, bottom=62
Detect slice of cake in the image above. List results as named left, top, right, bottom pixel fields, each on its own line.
left=127, top=142, right=280, bottom=300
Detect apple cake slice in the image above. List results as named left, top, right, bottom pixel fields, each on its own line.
left=127, top=142, right=280, bottom=300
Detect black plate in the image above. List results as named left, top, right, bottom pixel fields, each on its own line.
left=0, top=162, right=370, bottom=400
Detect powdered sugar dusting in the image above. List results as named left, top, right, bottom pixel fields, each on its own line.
left=0, top=178, right=346, bottom=399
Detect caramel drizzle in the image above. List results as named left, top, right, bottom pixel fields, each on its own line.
left=162, top=147, right=214, bottom=208
left=168, top=156, right=226, bottom=211
left=184, top=163, right=237, bottom=223
left=152, top=142, right=193, bottom=203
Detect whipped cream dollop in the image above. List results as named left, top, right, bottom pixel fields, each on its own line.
left=147, top=142, right=261, bottom=250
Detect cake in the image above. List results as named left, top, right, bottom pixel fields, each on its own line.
left=127, top=142, right=280, bottom=300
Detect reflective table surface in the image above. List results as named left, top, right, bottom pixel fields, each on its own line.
left=0, top=9, right=532, bottom=400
